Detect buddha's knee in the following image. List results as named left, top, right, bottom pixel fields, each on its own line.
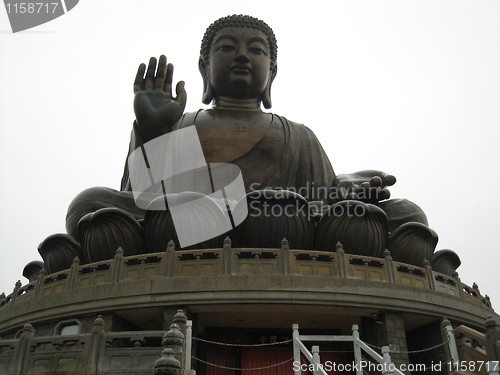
left=65, top=187, right=144, bottom=240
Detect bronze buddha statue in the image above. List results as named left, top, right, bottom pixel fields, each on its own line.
left=38, top=15, right=457, bottom=275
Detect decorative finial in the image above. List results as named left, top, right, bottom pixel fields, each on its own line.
left=224, top=236, right=232, bottom=247
left=92, top=315, right=105, bottom=330
left=173, top=310, right=187, bottom=325
left=153, top=348, right=181, bottom=375
left=441, top=317, right=451, bottom=327
left=72, top=256, right=80, bottom=265
left=162, top=323, right=184, bottom=347
left=336, top=242, right=343, bottom=251
left=167, top=240, right=175, bottom=251
left=281, top=238, right=289, bottom=250
left=20, top=322, right=34, bottom=335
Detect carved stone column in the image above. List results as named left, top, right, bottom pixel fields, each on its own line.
left=361, top=311, right=410, bottom=374
left=85, top=315, right=105, bottom=375
left=12, top=323, right=34, bottom=375
left=485, top=316, right=500, bottom=361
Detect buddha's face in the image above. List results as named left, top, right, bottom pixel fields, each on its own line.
left=207, top=27, right=272, bottom=100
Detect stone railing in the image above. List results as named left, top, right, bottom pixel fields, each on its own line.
left=0, top=317, right=164, bottom=375
left=455, top=323, right=489, bottom=374
left=0, top=240, right=493, bottom=312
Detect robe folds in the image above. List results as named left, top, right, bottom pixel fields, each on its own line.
left=120, top=110, right=336, bottom=203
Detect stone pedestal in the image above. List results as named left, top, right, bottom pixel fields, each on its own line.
left=362, top=311, right=410, bottom=374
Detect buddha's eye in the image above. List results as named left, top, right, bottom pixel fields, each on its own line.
left=217, top=45, right=236, bottom=52
left=249, top=47, right=266, bottom=56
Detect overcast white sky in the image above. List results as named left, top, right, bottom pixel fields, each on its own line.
left=0, top=0, right=499, bottom=312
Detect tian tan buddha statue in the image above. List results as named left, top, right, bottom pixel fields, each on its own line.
left=36, top=15, right=461, bottom=278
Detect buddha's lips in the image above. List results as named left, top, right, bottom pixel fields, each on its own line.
left=231, top=65, right=251, bottom=73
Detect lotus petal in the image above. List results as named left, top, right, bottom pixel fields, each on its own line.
left=431, top=249, right=461, bottom=276
left=388, top=222, right=438, bottom=266
left=144, top=192, right=230, bottom=250
left=78, top=207, right=145, bottom=263
left=233, top=189, right=315, bottom=249
left=38, top=234, right=81, bottom=274
left=22, top=260, right=44, bottom=282
left=314, top=200, right=388, bottom=257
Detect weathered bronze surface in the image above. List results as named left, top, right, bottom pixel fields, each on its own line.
left=57, top=15, right=457, bottom=269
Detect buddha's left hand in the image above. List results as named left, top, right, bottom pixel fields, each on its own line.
left=332, top=170, right=396, bottom=203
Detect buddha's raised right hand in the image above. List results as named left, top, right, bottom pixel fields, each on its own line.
left=133, top=55, right=187, bottom=143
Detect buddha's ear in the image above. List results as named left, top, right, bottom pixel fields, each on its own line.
left=199, top=56, right=213, bottom=105
left=262, top=63, right=277, bottom=109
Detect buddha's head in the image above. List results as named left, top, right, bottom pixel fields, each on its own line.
left=199, top=15, right=278, bottom=108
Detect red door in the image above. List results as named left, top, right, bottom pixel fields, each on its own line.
left=205, top=347, right=235, bottom=375
left=242, top=347, right=294, bottom=375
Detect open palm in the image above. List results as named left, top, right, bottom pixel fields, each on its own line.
left=133, top=55, right=187, bottom=142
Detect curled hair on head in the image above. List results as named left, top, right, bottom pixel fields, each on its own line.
left=200, top=14, right=278, bottom=68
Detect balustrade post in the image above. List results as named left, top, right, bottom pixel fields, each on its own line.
left=441, top=318, right=459, bottom=373
left=165, top=240, right=175, bottom=277
left=312, top=345, right=321, bottom=375
left=111, top=248, right=123, bottom=283
left=352, top=325, right=363, bottom=375
left=422, top=259, right=436, bottom=291
left=10, top=280, right=21, bottom=305
left=381, top=346, right=395, bottom=375
left=383, top=250, right=395, bottom=284
left=452, top=272, right=463, bottom=298
left=173, top=310, right=187, bottom=368
left=85, top=315, right=105, bottom=375
left=154, top=348, right=182, bottom=375
left=281, top=238, right=290, bottom=275
left=485, top=295, right=493, bottom=309
left=223, top=236, right=232, bottom=275
left=473, top=282, right=482, bottom=296
left=292, top=324, right=301, bottom=375
left=68, top=257, right=80, bottom=289
left=336, top=242, right=347, bottom=278
left=485, top=316, right=500, bottom=362
left=184, top=321, right=193, bottom=374
left=12, top=323, right=34, bottom=375
left=34, top=268, right=46, bottom=298
left=163, top=324, right=185, bottom=366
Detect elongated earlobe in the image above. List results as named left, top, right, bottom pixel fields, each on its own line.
left=199, top=57, right=213, bottom=104
left=262, top=64, right=277, bottom=109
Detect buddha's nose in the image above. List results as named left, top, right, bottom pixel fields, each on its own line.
left=234, top=49, right=250, bottom=64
